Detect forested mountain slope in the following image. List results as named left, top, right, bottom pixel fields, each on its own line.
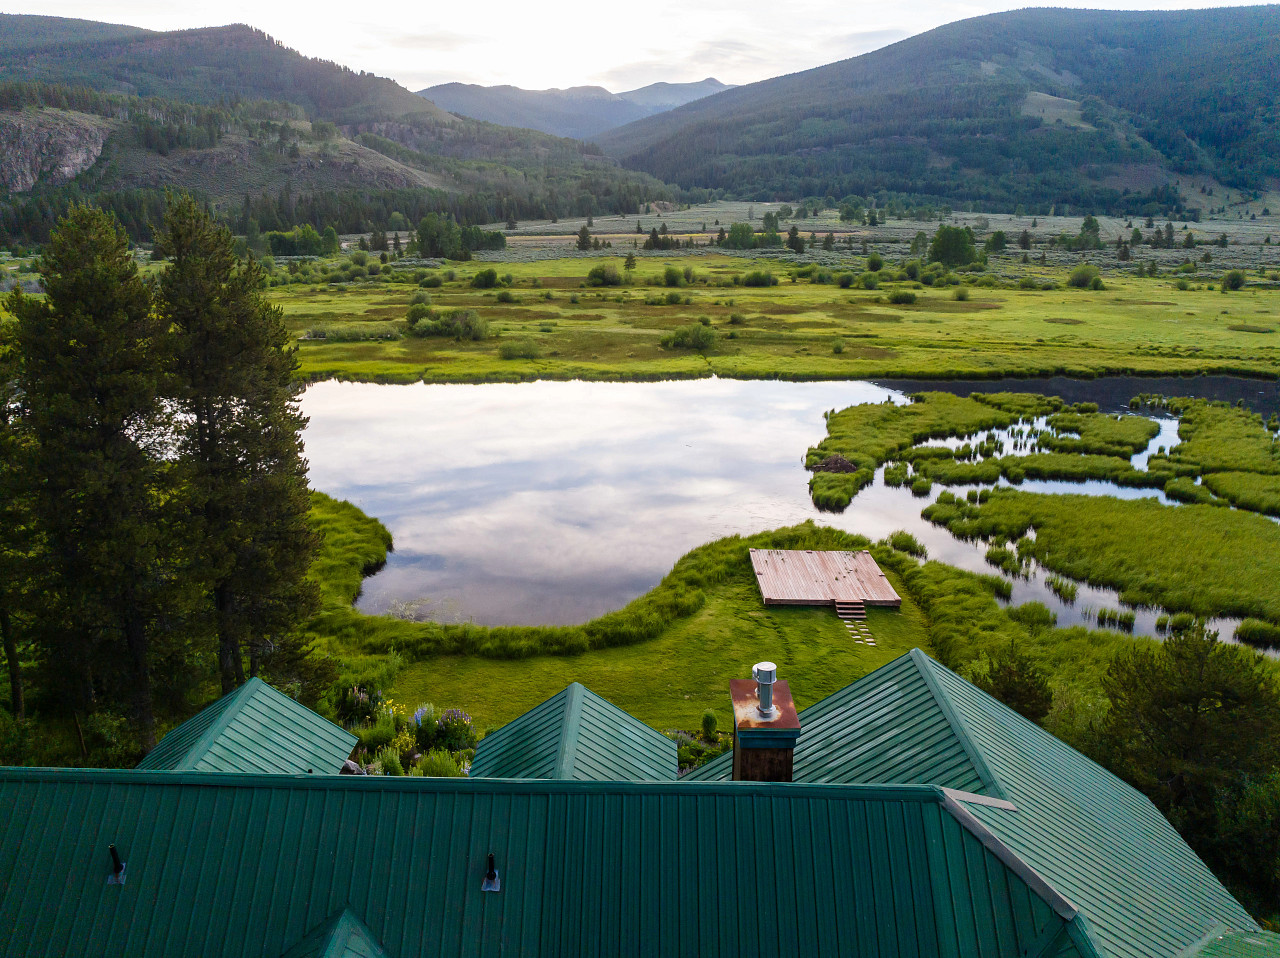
left=599, top=6, right=1280, bottom=211
left=0, top=21, right=451, bottom=125
left=0, top=13, right=149, bottom=54
left=419, top=78, right=732, bottom=140
left=0, top=17, right=674, bottom=242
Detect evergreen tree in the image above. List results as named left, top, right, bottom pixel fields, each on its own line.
left=785, top=226, right=805, bottom=254
left=155, top=194, right=320, bottom=695
left=576, top=225, right=591, bottom=251
left=7, top=206, right=181, bottom=749
left=0, top=323, right=31, bottom=720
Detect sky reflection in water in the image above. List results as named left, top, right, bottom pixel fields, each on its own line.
left=301, top=379, right=900, bottom=625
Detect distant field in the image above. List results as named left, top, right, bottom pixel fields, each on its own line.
left=273, top=249, right=1280, bottom=384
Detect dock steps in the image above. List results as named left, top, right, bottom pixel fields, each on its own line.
left=834, top=601, right=875, bottom=646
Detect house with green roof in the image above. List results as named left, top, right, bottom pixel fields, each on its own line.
left=0, top=650, right=1274, bottom=957
left=136, top=676, right=356, bottom=775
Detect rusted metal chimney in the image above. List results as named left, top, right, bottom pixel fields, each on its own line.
left=730, top=661, right=801, bottom=783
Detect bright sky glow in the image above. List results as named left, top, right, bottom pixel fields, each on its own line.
left=0, top=0, right=1264, bottom=92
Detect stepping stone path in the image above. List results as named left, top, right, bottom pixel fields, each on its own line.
left=835, top=600, right=876, bottom=646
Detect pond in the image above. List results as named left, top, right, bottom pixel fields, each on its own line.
left=300, top=375, right=1279, bottom=642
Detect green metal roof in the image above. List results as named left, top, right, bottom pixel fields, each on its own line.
left=687, top=649, right=1258, bottom=958
left=1187, top=929, right=1280, bottom=957
left=470, top=682, right=676, bottom=781
left=280, top=908, right=390, bottom=958
left=0, top=769, right=1091, bottom=958
left=136, top=677, right=356, bottom=775
left=686, top=651, right=999, bottom=793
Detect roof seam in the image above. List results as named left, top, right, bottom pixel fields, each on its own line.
left=912, top=648, right=1009, bottom=801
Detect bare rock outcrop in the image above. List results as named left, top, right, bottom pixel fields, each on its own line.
left=0, top=109, right=111, bottom=193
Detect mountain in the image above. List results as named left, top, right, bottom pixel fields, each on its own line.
left=0, top=20, right=452, bottom=125
left=598, top=6, right=1280, bottom=213
left=418, top=77, right=733, bottom=140
left=0, top=17, right=674, bottom=243
left=0, top=14, right=149, bottom=55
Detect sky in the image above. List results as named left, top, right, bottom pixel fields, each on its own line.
left=1, top=0, right=1265, bottom=92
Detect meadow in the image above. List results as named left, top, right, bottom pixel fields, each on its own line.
left=261, top=239, right=1280, bottom=385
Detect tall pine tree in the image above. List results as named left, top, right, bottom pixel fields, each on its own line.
left=7, top=206, right=181, bottom=749
left=156, top=194, right=319, bottom=695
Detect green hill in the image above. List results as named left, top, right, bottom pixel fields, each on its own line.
left=598, top=6, right=1280, bottom=212
left=0, top=17, right=674, bottom=243
left=0, top=20, right=451, bottom=125
left=0, top=14, right=149, bottom=55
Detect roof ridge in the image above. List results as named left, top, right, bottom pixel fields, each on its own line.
left=555, top=682, right=585, bottom=780
left=910, top=649, right=1009, bottom=801
left=173, top=677, right=262, bottom=771
left=937, top=788, right=1096, bottom=954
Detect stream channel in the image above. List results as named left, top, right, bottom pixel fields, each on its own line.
left=301, top=375, right=1280, bottom=645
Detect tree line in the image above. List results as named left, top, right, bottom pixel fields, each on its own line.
left=1, top=196, right=323, bottom=758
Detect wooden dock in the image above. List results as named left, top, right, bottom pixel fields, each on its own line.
left=749, top=549, right=901, bottom=607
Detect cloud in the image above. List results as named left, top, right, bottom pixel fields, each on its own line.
left=363, top=27, right=480, bottom=52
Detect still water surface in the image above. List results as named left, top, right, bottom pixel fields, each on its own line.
left=300, top=376, right=1280, bottom=638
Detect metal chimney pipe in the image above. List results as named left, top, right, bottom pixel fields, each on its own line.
left=753, top=661, right=778, bottom=717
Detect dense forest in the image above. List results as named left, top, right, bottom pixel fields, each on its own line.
left=600, top=6, right=1280, bottom=212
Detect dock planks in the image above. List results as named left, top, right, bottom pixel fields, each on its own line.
left=749, top=549, right=902, bottom=607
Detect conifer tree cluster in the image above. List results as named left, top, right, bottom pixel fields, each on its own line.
left=1, top=197, right=323, bottom=755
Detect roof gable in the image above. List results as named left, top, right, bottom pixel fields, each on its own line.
left=281, top=908, right=390, bottom=958
left=0, top=769, right=1089, bottom=958
left=471, top=682, right=676, bottom=781
left=137, top=677, right=357, bottom=775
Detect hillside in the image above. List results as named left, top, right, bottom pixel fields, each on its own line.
left=419, top=78, right=732, bottom=140
left=598, top=6, right=1280, bottom=212
left=0, top=17, right=675, bottom=243
left=0, top=20, right=452, bottom=125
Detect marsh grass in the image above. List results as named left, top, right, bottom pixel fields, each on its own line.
left=924, top=489, right=1280, bottom=621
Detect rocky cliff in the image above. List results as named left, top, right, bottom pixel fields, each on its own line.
left=0, top=109, right=111, bottom=192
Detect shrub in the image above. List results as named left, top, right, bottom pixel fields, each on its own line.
left=728, top=313, right=746, bottom=325
left=972, top=640, right=1052, bottom=722
left=495, top=289, right=516, bottom=303
left=411, top=704, right=438, bottom=751
left=471, top=268, right=499, bottom=288
left=866, top=253, right=883, bottom=271
left=1067, top=263, right=1100, bottom=288
left=664, top=291, right=682, bottom=305
left=1175, top=278, right=1190, bottom=291
left=436, top=708, right=478, bottom=751
left=1089, top=276, right=1105, bottom=291
left=498, top=338, right=542, bottom=360
left=858, top=273, right=879, bottom=290
left=701, top=710, right=717, bottom=739
left=837, top=272, right=855, bottom=288
left=419, top=276, right=442, bottom=288
left=832, top=338, right=844, bottom=354
left=409, top=290, right=430, bottom=306
left=1222, top=269, right=1246, bottom=291
left=741, top=270, right=777, bottom=287
left=587, top=264, right=622, bottom=286
left=953, top=286, right=970, bottom=301
left=412, top=309, right=489, bottom=340
left=663, top=265, right=684, bottom=287
left=406, top=303, right=431, bottom=323
left=662, top=325, right=717, bottom=351
left=414, top=749, right=464, bottom=777
left=376, top=746, right=404, bottom=775
left=337, top=683, right=385, bottom=724
left=888, top=290, right=917, bottom=305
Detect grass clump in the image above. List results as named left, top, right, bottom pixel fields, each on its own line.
left=886, top=530, right=927, bottom=557
left=1235, top=619, right=1280, bottom=648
